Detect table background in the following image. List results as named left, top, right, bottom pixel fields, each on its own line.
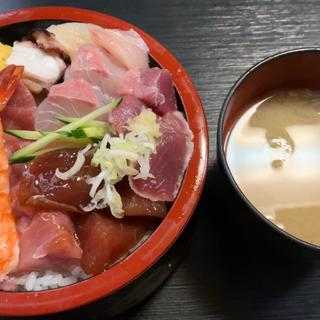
left=2, top=0, right=320, bottom=319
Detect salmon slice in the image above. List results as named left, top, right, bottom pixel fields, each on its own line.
left=0, top=120, right=19, bottom=280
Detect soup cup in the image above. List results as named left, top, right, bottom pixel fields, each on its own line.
left=0, top=6, right=208, bottom=317
left=217, top=48, right=320, bottom=259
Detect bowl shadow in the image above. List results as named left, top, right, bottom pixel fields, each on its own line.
left=181, top=162, right=317, bottom=320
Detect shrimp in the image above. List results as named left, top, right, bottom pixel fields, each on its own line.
left=0, top=118, right=19, bottom=280
left=0, top=65, right=24, bottom=112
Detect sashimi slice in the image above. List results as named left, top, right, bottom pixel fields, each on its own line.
left=18, top=150, right=99, bottom=213
left=16, top=211, right=82, bottom=272
left=70, top=44, right=126, bottom=101
left=7, top=41, right=66, bottom=85
left=47, top=22, right=102, bottom=58
left=35, top=78, right=100, bottom=131
left=117, top=67, right=177, bottom=115
left=108, top=95, right=145, bottom=133
left=1, top=82, right=37, bottom=130
left=129, top=111, right=194, bottom=201
left=91, top=28, right=149, bottom=69
left=18, top=150, right=168, bottom=218
left=76, top=212, right=152, bottom=274
left=117, top=179, right=167, bottom=218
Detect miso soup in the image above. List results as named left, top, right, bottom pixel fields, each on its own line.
left=226, top=89, right=320, bottom=246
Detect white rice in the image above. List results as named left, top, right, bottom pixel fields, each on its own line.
left=1, top=267, right=91, bottom=292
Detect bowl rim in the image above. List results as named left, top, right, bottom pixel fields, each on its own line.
left=217, top=47, right=320, bottom=255
left=0, top=6, right=209, bottom=316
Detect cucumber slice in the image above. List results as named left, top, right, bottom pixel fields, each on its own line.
left=10, top=98, right=122, bottom=164
left=10, top=155, right=36, bottom=164
left=70, top=127, right=107, bottom=139
left=55, top=116, right=110, bottom=129
left=6, top=130, right=80, bottom=140
left=5, top=130, right=44, bottom=140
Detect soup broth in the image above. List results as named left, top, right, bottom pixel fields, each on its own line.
left=226, top=89, right=320, bottom=246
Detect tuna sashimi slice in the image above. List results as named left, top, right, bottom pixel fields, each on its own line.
left=17, top=211, right=82, bottom=273
left=35, top=78, right=100, bottom=131
left=91, top=28, right=149, bottom=70
left=108, top=95, right=145, bottom=133
left=129, top=111, right=193, bottom=201
left=70, top=44, right=126, bottom=102
left=18, top=150, right=99, bottom=213
left=117, top=179, right=167, bottom=218
left=1, top=82, right=36, bottom=130
left=76, top=212, right=153, bottom=274
left=117, top=67, right=177, bottom=115
left=18, top=150, right=167, bottom=218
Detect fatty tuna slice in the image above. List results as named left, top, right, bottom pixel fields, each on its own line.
left=117, top=67, right=177, bottom=115
left=35, top=78, right=100, bottom=131
left=16, top=211, right=82, bottom=273
left=129, top=111, right=193, bottom=201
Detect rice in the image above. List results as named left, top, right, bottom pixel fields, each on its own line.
left=0, top=267, right=91, bottom=292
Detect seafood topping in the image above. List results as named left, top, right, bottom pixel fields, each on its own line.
left=17, top=211, right=82, bottom=273
left=7, top=41, right=66, bottom=90
left=35, top=78, right=100, bottom=131
left=0, top=22, right=194, bottom=290
left=69, top=44, right=126, bottom=101
left=117, top=67, right=177, bottom=115
left=129, top=111, right=194, bottom=201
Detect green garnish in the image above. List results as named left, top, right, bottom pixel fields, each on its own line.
left=9, top=98, right=122, bottom=164
left=55, top=115, right=111, bottom=129
left=5, top=130, right=44, bottom=140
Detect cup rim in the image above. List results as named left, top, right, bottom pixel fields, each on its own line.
left=0, top=6, right=209, bottom=316
left=217, top=47, right=320, bottom=255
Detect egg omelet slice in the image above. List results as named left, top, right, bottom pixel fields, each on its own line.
left=0, top=43, right=13, bottom=70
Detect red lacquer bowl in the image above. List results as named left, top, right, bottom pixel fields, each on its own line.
left=0, top=7, right=208, bottom=316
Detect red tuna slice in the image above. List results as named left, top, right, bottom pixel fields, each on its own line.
left=108, top=95, right=145, bottom=133
left=18, top=149, right=168, bottom=218
left=18, top=150, right=99, bottom=213
left=16, top=211, right=82, bottom=273
left=35, top=78, right=100, bottom=131
left=117, top=179, right=167, bottom=218
left=117, top=67, right=177, bottom=115
left=129, top=111, right=194, bottom=201
left=0, top=82, right=36, bottom=130
left=70, top=44, right=126, bottom=102
left=76, top=212, right=153, bottom=274
left=91, top=28, right=149, bottom=70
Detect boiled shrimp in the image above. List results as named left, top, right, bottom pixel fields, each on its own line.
left=0, top=66, right=21, bottom=279
left=0, top=64, right=24, bottom=112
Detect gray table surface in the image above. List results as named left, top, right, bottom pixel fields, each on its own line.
left=2, top=0, right=320, bottom=319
